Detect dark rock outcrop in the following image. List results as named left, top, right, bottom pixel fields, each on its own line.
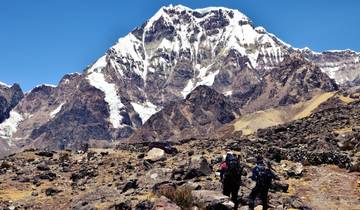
left=0, top=83, right=23, bottom=123
left=129, top=86, right=240, bottom=142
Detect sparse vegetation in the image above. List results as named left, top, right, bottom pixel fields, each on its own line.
left=158, top=186, right=195, bottom=210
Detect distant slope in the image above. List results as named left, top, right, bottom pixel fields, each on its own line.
left=129, top=85, right=240, bottom=142
left=231, top=91, right=349, bottom=135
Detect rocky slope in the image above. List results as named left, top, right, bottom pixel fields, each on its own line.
left=0, top=82, right=24, bottom=156
left=129, top=85, right=240, bottom=142
left=254, top=96, right=360, bottom=171
left=301, top=48, right=360, bottom=85
left=0, top=82, right=23, bottom=124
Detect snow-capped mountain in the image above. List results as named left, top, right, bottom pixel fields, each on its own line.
left=0, top=5, right=342, bottom=154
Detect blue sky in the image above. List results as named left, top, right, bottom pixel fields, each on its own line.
left=1, top=0, right=359, bottom=91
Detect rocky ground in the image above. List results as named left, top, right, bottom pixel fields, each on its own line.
left=0, top=136, right=359, bottom=210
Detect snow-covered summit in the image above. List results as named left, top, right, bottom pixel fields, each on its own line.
left=0, top=81, right=11, bottom=88
left=82, top=5, right=307, bottom=128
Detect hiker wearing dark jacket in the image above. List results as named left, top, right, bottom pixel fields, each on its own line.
left=220, top=152, right=246, bottom=209
left=249, top=156, right=279, bottom=210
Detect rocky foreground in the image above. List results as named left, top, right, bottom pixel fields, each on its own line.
left=0, top=135, right=359, bottom=210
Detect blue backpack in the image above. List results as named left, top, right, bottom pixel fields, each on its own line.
left=252, top=164, right=273, bottom=186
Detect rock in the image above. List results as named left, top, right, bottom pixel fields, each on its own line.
left=59, top=153, right=71, bottom=163
left=152, top=181, right=177, bottom=195
left=31, top=192, right=38, bottom=197
left=184, top=156, right=212, bottom=179
left=110, top=201, right=132, bottom=210
left=45, top=187, right=62, bottom=196
left=71, top=167, right=98, bottom=182
left=37, top=163, right=50, bottom=171
left=35, top=151, right=54, bottom=158
left=140, top=168, right=173, bottom=188
left=135, top=200, right=153, bottom=210
left=18, top=177, right=31, bottom=183
left=143, top=160, right=153, bottom=170
left=191, top=190, right=234, bottom=210
left=0, top=161, right=13, bottom=169
left=145, top=148, right=165, bottom=163
left=350, top=162, right=360, bottom=172
left=149, top=142, right=178, bottom=154
left=281, top=161, right=304, bottom=177
left=152, top=196, right=181, bottom=210
left=271, top=181, right=289, bottom=193
left=122, top=179, right=138, bottom=193
left=283, top=196, right=308, bottom=209
left=8, top=206, right=16, bottom=210
left=38, top=171, right=57, bottom=181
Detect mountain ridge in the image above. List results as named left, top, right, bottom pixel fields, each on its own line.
left=0, top=4, right=357, bottom=156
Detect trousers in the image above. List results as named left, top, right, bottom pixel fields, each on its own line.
left=248, top=185, right=269, bottom=210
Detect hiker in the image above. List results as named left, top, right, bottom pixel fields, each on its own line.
left=248, top=156, right=279, bottom=210
left=220, top=152, right=246, bottom=209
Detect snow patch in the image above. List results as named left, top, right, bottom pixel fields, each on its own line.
left=0, top=81, right=11, bottom=88
left=181, top=69, right=220, bottom=98
left=224, top=90, right=232, bottom=96
left=34, top=84, right=57, bottom=88
left=88, top=55, right=107, bottom=73
left=355, top=57, right=359, bottom=63
left=131, top=101, right=159, bottom=123
left=50, top=103, right=65, bottom=118
left=321, top=66, right=339, bottom=79
left=0, top=110, right=23, bottom=140
left=87, top=71, right=124, bottom=128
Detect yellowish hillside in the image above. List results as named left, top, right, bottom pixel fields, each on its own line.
left=233, top=92, right=337, bottom=135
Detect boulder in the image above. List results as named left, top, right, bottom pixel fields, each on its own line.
left=280, top=161, right=303, bottom=177
left=71, top=167, right=98, bottom=182
left=149, top=142, right=178, bottom=154
left=135, top=200, right=154, bottom=210
left=35, top=151, right=54, bottom=158
left=122, top=179, right=138, bottom=193
left=191, top=190, right=234, bottom=210
left=45, top=187, right=62, bottom=196
left=140, top=168, right=173, bottom=188
left=110, top=201, right=132, bottom=210
left=184, top=155, right=212, bottom=179
left=151, top=196, right=181, bottom=210
left=145, top=148, right=165, bottom=163
left=37, top=163, right=50, bottom=171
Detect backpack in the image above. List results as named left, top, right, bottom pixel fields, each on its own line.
left=223, top=155, right=242, bottom=184
left=253, top=164, right=272, bottom=186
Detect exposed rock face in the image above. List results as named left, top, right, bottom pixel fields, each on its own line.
left=240, top=52, right=337, bottom=112
left=301, top=48, right=360, bottom=85
left=129, top=85, right=240, bottom=142
left=0, top=83, right=23, bottom=123
left=0, top=83, right=24, bottom=156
